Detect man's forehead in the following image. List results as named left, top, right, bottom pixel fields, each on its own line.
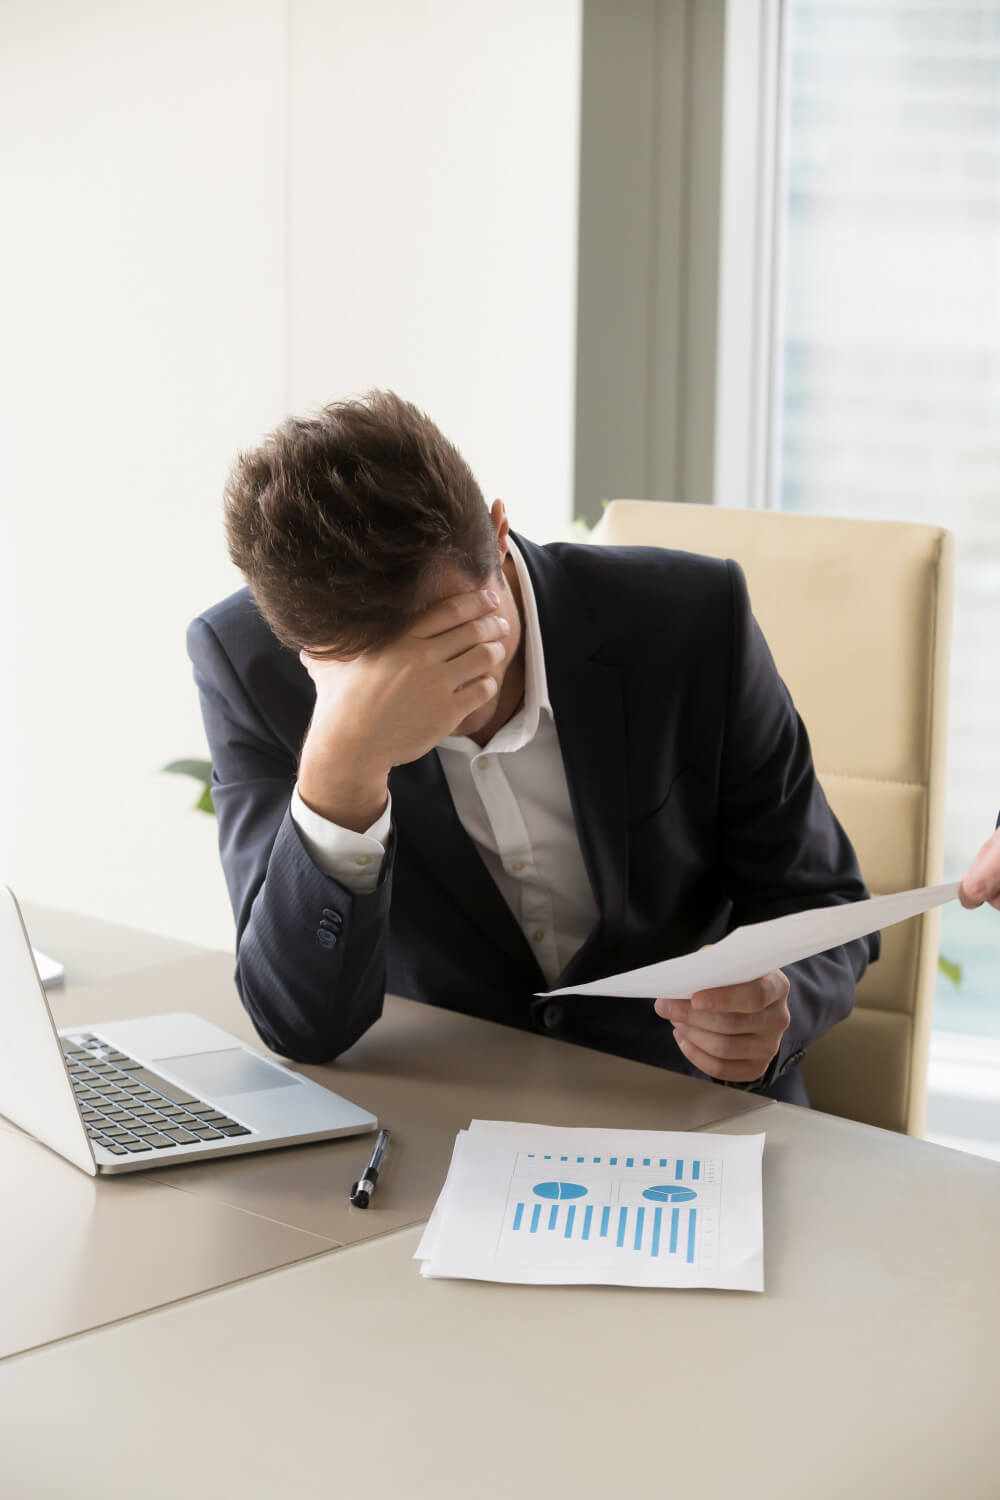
left=417, top=559, right=497, bottom=611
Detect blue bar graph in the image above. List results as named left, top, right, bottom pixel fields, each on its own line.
left=509, top=1193, right=702, bottom=1268
left=510, top=1150, right=715, bottom=1267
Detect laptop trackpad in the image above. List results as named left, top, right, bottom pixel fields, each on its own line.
left=153, top=1048, right=303, bottom=1097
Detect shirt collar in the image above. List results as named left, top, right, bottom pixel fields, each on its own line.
left=440, top=537, right=551, bottom=755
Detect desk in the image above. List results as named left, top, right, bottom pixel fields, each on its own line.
left=4, top=1102, right=999, bottom=1499
left=1, top=909, right=764, bottom=1357
left=3, top=910, right=999, bottom=1499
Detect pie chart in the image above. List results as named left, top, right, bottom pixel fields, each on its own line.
left=533, top=1181, right=588, bottom=1200
left=642, top=1185, right=697, bottom=1203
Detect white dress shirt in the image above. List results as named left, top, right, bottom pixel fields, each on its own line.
left=290, top=540, right=599, bottom=985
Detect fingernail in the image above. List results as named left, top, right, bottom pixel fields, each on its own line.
left=657, top=999, right=672, bottom=1019
left=484, top=589, right=499, bottom=607
left=497, top=616, right=510, bottom=633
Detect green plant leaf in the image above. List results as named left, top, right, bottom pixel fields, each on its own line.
left=163, top=759, right=213, bottom=783
left=163, top=759, right=215, bottom=815
left=938, top=954, right=963, bottom=987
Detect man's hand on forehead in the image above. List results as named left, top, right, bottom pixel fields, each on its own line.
left=296, top=586, right=511, bottom=832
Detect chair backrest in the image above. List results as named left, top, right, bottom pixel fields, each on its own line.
left=590, top=499, right=954, bottom=1134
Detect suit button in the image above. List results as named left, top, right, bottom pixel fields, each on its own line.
left=321, top=907, right=341, bottom=924
left=542, top=1003, right=564, bottom=1031
left=317, top=929, right=337, bottom=949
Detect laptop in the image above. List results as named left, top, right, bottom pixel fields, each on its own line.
left=0, top=885, right=377, bottom=1175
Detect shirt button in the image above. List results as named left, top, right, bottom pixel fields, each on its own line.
left=354, top=854, right=372, bottom=867
left=475, top=755, right=489, bottom=770
left=532, top=929, right=545, bottom=943
left=510, top=861, right=525, bottom=873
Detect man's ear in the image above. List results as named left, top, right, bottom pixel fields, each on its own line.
left=490, top=498, right=510, bottom=559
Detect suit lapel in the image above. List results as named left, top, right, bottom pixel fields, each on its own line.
left=516, top=538, right=629, bottom=978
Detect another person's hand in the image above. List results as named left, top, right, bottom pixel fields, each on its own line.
left=959, top=829, right=1000, bottom=911
left=654, top=970, right=791, bottom=1085
left=298, top=587, right=509, bottom=831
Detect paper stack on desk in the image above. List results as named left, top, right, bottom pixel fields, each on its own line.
left=416, top=1120, right=766, bottom=1291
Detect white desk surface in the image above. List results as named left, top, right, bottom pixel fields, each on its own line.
left=4, top=1101, right=999, bottom=1500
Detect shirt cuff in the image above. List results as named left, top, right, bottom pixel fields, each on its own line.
left=290, top=785, right=391, bottom=894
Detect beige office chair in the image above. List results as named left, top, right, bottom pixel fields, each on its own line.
left=590, top=500, right=953, bottom=1134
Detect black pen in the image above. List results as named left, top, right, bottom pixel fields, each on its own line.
left=349, top=1128, right=391, bottom=1208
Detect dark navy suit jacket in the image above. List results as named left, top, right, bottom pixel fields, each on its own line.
left=188, top=536, right=879, bottom=1103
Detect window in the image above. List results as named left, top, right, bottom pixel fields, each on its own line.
left=772, top=1, right=1000, bottom=1149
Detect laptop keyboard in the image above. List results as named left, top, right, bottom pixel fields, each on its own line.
left=61, top=1034, right=252, bottom=1157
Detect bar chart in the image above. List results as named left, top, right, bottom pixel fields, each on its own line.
left=498, top=1151, right=720, bottom=1272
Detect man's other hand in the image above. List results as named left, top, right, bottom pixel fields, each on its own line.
left=959, top=829, right=1000, bottom=911
left=653, top=970, right=791, bottom=1085
left=296, top=587, right=509, bottom=831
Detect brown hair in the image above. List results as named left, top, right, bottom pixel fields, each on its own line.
left=224, top=390, right=499, bottom=655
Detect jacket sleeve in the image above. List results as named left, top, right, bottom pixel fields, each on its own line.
left=187, top=615, right=392, bottom=1062
left=718, top=560, right=880, bottom=1089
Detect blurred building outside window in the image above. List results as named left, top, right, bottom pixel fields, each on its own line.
left=771, top=0, right=1000, bottom=1153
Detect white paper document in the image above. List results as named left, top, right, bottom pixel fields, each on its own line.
left=416, top=1120, right=766, bottom=1291
left=31, top=948, right=64, bottom=988
left=538, top=882, right=959, bottom=1000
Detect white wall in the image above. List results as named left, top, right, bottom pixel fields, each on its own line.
left=0, top=1, right=582, bottom=948
left=288, top=0, right=581, bottom=544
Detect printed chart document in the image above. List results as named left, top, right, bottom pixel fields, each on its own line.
left=416, top=1121, right=765, bottom=1291
left=539, top=882, right=958, bottom=1000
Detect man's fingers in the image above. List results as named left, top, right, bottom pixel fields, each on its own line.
left=445, top=639, right=507, bottom=690
left=688, top=970, right=790, bottom=1014
left=655, top=997, right=782, bottom=1034
left=451, top=674, right=499, bottom=716
left=410, top=587, right=501, bottom=640
left=672, top=1029, right=767, bottom=1085
left=673, top=1024, right=768, bottom=1063
left=434, top=613, right=510, bottom=663
left=959, top=830, right=1000, bottom=910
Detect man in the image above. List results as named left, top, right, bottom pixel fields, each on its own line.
left=188, top=391, right=878, bottom=1105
